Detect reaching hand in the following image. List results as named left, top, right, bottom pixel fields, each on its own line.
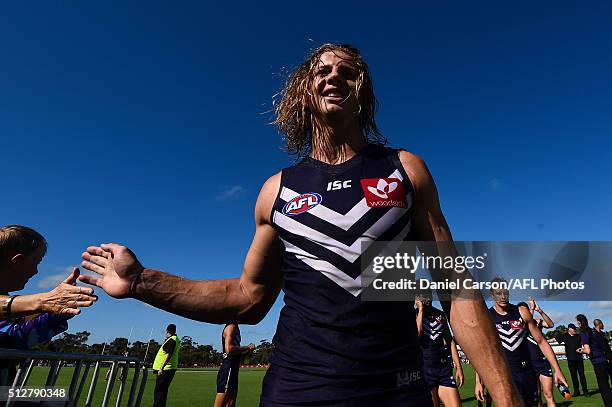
left=79, top=243, right=144, bottom=299
left=528, top=296, right=535, bottom=312
left=554, top=369, right=568, bottom=388
left=528, top=296, right=542, bottom=313
left=41, top=267, right=97, bottom=315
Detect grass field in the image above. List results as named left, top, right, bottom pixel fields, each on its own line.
left=23, top=360, right=606, bottom=406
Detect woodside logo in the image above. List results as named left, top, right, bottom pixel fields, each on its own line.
left=360, top=178, right=407, bottom=208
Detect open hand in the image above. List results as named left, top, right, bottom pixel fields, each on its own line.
left=79, top=243, right=144, bottom=299
left=41, top=267, right=97, bottom=315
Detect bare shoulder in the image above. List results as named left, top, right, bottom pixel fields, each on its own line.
left=224, top=323, right=236, bottom=338
left=397, top=149, right=433, bottom=193
left=255, top=171, right=282, bottom=225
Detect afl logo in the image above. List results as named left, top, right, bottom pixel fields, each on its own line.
left=282, top=193, right=322, bottom=216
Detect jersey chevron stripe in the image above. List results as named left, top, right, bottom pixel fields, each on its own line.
left=280, top=238, right=362, bottom=296
left=501, top=335, right=526, bottom=352
left=279, top=221, right=412, bottom=295
left=273, top=201, right=410, bottom=263
left=279, top=169, right=405, bottom=230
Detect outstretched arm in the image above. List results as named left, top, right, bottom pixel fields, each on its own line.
left=400, top=151, right=523, bottom=407
left=79, top=173, right=284, bottom=324
left=0, top=268, right=96, bottom=318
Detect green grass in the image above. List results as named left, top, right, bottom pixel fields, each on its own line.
left=22, top=360, right=605, bottom=406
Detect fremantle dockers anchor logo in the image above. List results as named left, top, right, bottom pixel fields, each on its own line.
left=360, top=178, right=407, bottom=208
left=510, top=320, right=523, bottom=330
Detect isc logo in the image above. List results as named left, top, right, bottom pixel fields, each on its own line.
left=282, top=193, right=322, bottom=216
left=326, top=180, right=352, bottom=191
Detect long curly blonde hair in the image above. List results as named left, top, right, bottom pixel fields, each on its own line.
left=272, top=44, right=386, bottom=161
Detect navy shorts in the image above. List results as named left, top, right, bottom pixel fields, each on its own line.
left=260, top=363, right=432, bottom=406
left=422, top=358, right=457, bottom=389
left=510, top=363, right=538, bottom=407
left=532, top=357, right=552, bottom=377
left=216, top=357, right=241, bottom=394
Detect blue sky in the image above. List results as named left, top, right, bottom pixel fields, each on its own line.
left=2, top=2, right=611, bottom=350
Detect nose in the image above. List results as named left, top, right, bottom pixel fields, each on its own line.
left=325, top=67, right=342, bottom=85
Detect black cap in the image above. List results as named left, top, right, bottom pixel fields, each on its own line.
left=568, top=323, right=577, bottom=329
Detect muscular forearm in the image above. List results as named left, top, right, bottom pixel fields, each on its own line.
left=448, top=299, right=524, bottom=407
left=132, top=269, right=263, bottom=324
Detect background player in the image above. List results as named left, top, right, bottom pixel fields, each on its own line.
left=525, top=297, right=556, bottom=407
left=416, top=291, right=463, bottom=407
left=475, top=281, right=567, bottom=407
left=577, top=314, right=612, bottom=406
left=214, top=323, right=255, bottom=407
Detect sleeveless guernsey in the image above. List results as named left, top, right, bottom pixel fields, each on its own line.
left=263, top=145, right=429, bottom=404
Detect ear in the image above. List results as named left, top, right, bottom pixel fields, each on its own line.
left=10, top=253, right=25, bottom=264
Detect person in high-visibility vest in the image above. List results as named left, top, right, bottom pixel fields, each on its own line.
left=152, top=324, right=180, bottom=407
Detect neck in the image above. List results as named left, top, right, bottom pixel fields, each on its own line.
left=494, top=303, right=508, bottom=314
left=310, top=118, right=366, bottom=164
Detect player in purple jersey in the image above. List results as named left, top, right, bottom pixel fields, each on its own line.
left=577, top=314, right=612, bottom=406
left=416, top=291, right=463, bottom=407
left=214, top=324, right=255, bottom=407
left=525, top=297, right=555, bottom=407
left=81, top=44, right=522, bottom=406
left=475, top=281, right=568, bottom=407
left=593, top=319, right=612, bottom=389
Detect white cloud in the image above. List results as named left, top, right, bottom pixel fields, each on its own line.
left=489, top=178, right=501, bottom=189
left=215, top=185, right=246, bottom=201
left=546, top=311, right=575, bottom=324
left=36, top=267, right=73, bottom=289
left=588, top=301, right=612, bottom=309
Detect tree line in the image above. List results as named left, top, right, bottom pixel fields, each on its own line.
left=32, top=332, right=273, bottom=367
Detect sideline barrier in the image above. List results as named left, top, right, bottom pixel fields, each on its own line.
left=0, top=349, right=148, bottom=407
